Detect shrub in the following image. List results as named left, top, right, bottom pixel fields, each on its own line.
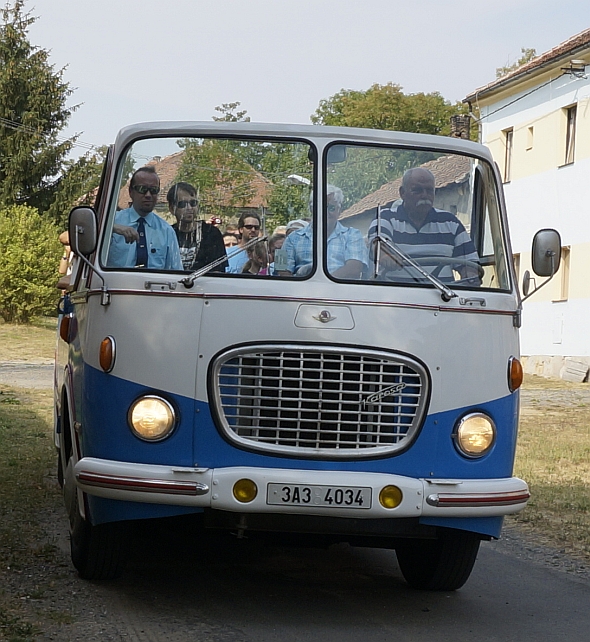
left=0, top=205, right=61, bottom=323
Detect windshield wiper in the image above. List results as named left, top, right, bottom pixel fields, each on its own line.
left=179, top=235, right=268, bottom=288
left=372, top=235, right=457, bottom=302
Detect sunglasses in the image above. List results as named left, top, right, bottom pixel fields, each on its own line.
left=242, top=224, right=260, bottom=231
left=327, top=204, right=339, bottom=213
left=132, top=184, right=160, bottom=196
left=175, top=199, right=198, bottom=209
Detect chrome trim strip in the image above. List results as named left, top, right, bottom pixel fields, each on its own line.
left=76, top=471, right=209, bottom=496
left=426, top=490, right=531, bottom=508
left=84, top=288, right=517, bottom=316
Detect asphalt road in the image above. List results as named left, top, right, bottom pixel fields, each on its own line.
left=82, top=520, right=588, bottom=642
left=4, top=363, right=589, bottom=640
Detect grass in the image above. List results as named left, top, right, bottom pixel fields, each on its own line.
left=0, top=385, right=63, bottom=640
left=0, top=317, right=56, bottom=362
left=511, top=374, right=590, bottom=560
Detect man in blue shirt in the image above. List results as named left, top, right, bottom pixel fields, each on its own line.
left=282, top=185, right=368, bottom=279
left=107, top=166, right=182, bottom=270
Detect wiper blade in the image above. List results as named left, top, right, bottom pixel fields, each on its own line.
left=179, top=235, right=268, bottom=287
left=372, top=235, right=457, bottom=302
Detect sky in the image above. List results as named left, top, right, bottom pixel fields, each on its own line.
left=23, top=0, right=590, bottom=159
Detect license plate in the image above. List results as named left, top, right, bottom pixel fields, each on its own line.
left=267, top=483, right=372, bottom=509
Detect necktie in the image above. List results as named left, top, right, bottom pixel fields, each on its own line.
left=136, top=217, right=148, bottom=267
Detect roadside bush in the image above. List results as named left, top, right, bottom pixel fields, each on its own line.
left=0, top=205, right=61, bottom=323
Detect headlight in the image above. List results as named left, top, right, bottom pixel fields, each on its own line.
left=453, top=412, right=496, bottom=458
left=128, top=395, right=176, bottom=441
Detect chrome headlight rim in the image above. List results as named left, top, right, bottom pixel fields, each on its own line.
left=453, top=411, right=496, bottom=459
left=127, top=394, right=178, bottom=442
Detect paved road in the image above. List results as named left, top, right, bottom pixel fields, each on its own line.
left=0, top=360, right=53, bottom=389
left=4, top=366, right=589, bottom=639
left=79, top=520, right=588, bottom=642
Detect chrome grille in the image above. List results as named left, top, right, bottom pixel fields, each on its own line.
left=212, top=345, right=428, bottom=459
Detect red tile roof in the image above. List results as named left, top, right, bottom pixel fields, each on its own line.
left=465, top=28, right=590, bottom=102
left=117, top=150, right=271, bottom=210
left=341, top=155, right=471, bottom=219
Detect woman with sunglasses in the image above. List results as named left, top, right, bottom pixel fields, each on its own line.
left=226, top=212, right=262, bottom=273
left=167, top=182, right=228, bottom=273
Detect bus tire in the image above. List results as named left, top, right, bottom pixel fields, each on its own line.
left=395, top=529, right=480, bottom=591
left=64, top=456, right=127, bottom=580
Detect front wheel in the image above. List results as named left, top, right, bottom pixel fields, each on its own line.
left=64, top=457, right=128, bottom=580
left=395, top=529, right=481, bottom=591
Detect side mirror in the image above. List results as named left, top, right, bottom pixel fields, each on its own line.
left=531, top=228, right=561, bottom=277
left=69, top=206, right=98, bottom=256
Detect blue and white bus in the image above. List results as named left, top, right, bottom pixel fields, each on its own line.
left=55, top=122, right=560, bottom=589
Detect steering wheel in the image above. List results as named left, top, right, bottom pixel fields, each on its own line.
left=380, top=255, right=483, bottom=284
left=412, top=256, right=484, bottom=280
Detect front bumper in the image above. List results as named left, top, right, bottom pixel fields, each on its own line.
left=74, top=457, right=530, bottom=519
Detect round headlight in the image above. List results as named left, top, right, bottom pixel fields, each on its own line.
left=129, top=395, right=176, bottom=441
left=454, top=413, right=496, bottom=457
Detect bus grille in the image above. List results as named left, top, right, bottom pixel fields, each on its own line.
left=212, top=345, right=428, bottom=459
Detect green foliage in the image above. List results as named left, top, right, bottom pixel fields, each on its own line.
left=311, top=82, right=468, bottom=136
left=176, top=136, right=312, bottom=227
left=0, top=205, right=61, bottom=323
left=45, top=146, right=107, bottom=227
left=0, top=1, right=77, bottom=213
left=212, top=101, right=251, bottom=122
left=496, top=48, right=537, bottom=79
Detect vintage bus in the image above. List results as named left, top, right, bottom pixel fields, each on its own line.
left=54, top=122, right=560, bottom=589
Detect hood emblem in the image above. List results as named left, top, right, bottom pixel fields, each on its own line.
left=313, top=310, right=336, bottom=323
left=363, top=383, right=406, bottom=406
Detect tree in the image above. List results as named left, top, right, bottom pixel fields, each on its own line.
left=212, top=102, right=251, bottom=123
left=496, top=48, right=537, bottom=79
left=45, top=147, right=107, bottom=228
left=311, top=82, right=468, bottom=136
left=0, top=0, right=77, bottom=212
left=0, top=204, right=61, bottom=323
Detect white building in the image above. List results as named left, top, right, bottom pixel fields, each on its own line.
left=465, top=29, right=590, bottom=380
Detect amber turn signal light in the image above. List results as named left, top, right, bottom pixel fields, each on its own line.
left=508, top=356, right=523, bottom=392
left=99, top=336, right=116, bottom=373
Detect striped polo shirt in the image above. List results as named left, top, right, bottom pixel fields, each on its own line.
left=367, top=203, right=480, bottom=283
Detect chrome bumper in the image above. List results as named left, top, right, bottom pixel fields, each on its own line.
left=75, top=457, right=530, bottom=518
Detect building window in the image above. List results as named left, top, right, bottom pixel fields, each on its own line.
left=513, top=253, right=520, bottom=284
left=503, top=128, right=513, bottom=182
left=526, top=127, right=534, bottom=151
left=564, top=106, right=577, bottom=165
left=553, top=246, right=571, bottom=302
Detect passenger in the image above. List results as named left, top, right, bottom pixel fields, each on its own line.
left=242, top=243, right=269, bottom=275
left=57, top=230, right=73, bottom=291
left=223, top=233, right=239, bottom=249
left=281, top=185, right=368, bottom=279
left=226, top=212, right=262, bottom=273
left=107, top=166, right=182, bottom=270
left=167, top=182, right=227, bottom=273
left=285, top=219, right=308, bottom=236
left=266, top=233, right=286, bottom=275
left=367, top=168, right=480, bottom=283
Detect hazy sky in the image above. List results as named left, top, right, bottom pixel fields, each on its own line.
left=24, top=0, right=590, bottom=157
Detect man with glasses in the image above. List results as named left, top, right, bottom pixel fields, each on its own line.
left=107, top=166, right=182, bottom=270
left=281, top=184, right=367, bottom=279
left=167, top=182, right=227, bottom=273
left=367, top=167, right=480, bottom=283
left=226, top=212, right=262, bottom=273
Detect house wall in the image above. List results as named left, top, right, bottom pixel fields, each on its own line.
left=475, top=61, right=590, bottom=378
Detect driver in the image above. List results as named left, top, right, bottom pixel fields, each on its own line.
left=367, top=167, right=481, bottom=284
